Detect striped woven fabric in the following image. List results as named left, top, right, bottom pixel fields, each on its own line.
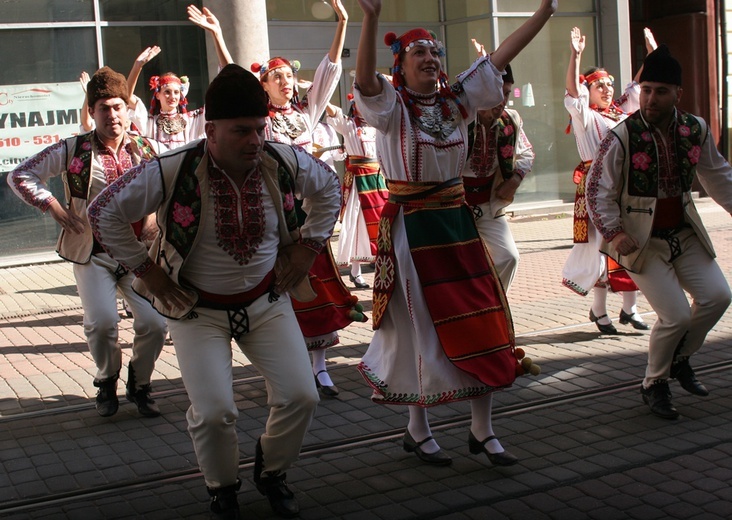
left=373, top=178, right=516, bottom=388
left=347, top=157, right=387, bottom=255
left=292, top=244, right=364, bottom=346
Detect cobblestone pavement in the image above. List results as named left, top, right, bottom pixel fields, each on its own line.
left=0, top=199, right=730, bottom=519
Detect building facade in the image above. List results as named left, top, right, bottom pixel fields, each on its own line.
left=0, top=0, right=723, bottom=260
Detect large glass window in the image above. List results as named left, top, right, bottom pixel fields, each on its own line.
left=101, top=26, right=210, bottom=109
left=497, top=0, right=595, bottom=12
left=0, top=0, right=93, bottom=23
left=99, top=0, right=198, bottom=21
left=267, top=0, right=439, bottom=22
left=491, top=17, right=598, bottom=204
left=0, top=28, right=97, bottom=84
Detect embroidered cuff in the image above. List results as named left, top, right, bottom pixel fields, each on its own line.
left=299, top=237, right=325, bottom=254
left=39, top=196, right=56, bottom=213
left=606, top=228, right=624, bottom=242
left=514, top=169, right=527, bottom=180
left=133, top=257, right=155, bottom=278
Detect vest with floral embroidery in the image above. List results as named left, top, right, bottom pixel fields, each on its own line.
left=66, top=131, right=157, bottom=199
left=467, top=112, right=517, bottom=180
left=624, top=110, right=702, bottom=197
left=165, top=141, right=300, bottom=260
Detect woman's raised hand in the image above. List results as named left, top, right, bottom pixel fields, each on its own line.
left=570, top=26, right=585, bottom=54
left=471, top=38, right=487, bottom=57
left=135, top=46, right=161, bottom=67
left=187, top=4, right=222, bottom=35
left=332, top=0, right=348, bottom=21
left=356, top=0, right=381, bottom=17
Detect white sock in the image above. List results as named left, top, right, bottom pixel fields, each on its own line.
left=470, top=394, right=504, bottom=454
left=622, top=291, right=640, bottom=317
left=312, top=350, right=334, bottom=387
left=350, top=261, right=362, bottom=279
left=407, top=406, right=440, bottom=454
left=591, top=287, right=611, bottom=325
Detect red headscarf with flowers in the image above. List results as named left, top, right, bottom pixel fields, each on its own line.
left=148, top=73, right=189, bottom=115
left=384, top=28, right=467, bottom=120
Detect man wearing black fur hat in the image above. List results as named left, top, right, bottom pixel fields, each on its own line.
left=8, top=66, right=168, bottom=419
left=88, top=64, right=341, bottom=519
left=586, top=44, right=732, bottom=420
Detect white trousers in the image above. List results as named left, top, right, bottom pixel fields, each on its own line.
left=168, top=294, right=319, bottom=489
left=628, top=228, right=731, bottom=387
left=474, top=208, right=520, bottom=290
left=73, top=253, right=167, bottom=386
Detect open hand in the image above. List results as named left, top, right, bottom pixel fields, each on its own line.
left=79, top=71, right=90, bottom=93
left=188, top=5, right=222, bottom=34
left=471, top=38, right=487, bottom=57
left=643, top=27, right=658, bottom=54
left=570, top=27, right=585, bottom=54
left=135, top=46, right=161, bottom=67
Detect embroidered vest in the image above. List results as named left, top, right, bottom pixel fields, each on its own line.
left=165, top=141, right=300, bottom=260
left=467, top=112, right=517, bottom=180
left=625, top=110, right=702, bottom=197
left=67, top=132, right=157, bottom=199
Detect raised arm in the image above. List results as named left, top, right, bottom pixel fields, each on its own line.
left=565, top=27, right=584, bottom=98
left=354, top=0, right=382, bottom=96
left=633, top=27, right=658, bottom=83
left=187, top=4, right=233, bottom=68
left=328, top=0, right=349, bottom=65
left=490, top=0, right=557, bottom=72
left=126, top=46, right=161, bottom=108
left=471, top=38, right=488, bottom=58
left=79, top=71, right=93, bottom=132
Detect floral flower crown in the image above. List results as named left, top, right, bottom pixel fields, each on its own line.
left=148, top=73, right=189, bottom=115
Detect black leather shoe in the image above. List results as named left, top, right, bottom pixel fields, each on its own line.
left=126, top=384, right=161, bottom=417
left=349, top=273, right=370, bottom=289
left=254, top=438, right=300, bottom=518
left=94, top=378, right=119, bottom=417
left=314, top=370, right=339, bottom=397
left=670, top=359, right=709, bottom=396
left=208, top=480, right=241, bottom=520
left=589, top=310, right=618, bottom=334
left=468, top=431, right=519, bottom=466
left=618, top=309, right=650, bottom=330
left=403, top=430, right=452, bottom=466
left=641, top=382, right=679, bottom=419
left=126, top=364, right=161, bottom=417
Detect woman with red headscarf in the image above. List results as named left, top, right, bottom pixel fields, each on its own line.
left=562, top=26, right=657, bottom=334
left=126, top=5, right=233, bottom=150
left=251, top=0, right=364, bottom=398
left=354, top=0, right=556, bottom=467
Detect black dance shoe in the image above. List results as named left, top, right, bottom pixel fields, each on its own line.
left=208, top=480, right=241, bottom=520
left=468, top=432, right=519, bottom=466
left=349, top=273, right=370, bottom=289
left=94, top=377, right=119, bottom=417
left=254, top=439, right=300, bottom=518
left=402, top=430, right=452, bottom=466
left=618, top=309, right=650, bottom=330
left=640, top=381, right=679, bottom=419
left=589, top=310, right=618, bottom=334
left=314, top=370, right=339, bottom=397
left=126, top=364, right=161, bottom=417
left=670, top=358, right=709, bottom=396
